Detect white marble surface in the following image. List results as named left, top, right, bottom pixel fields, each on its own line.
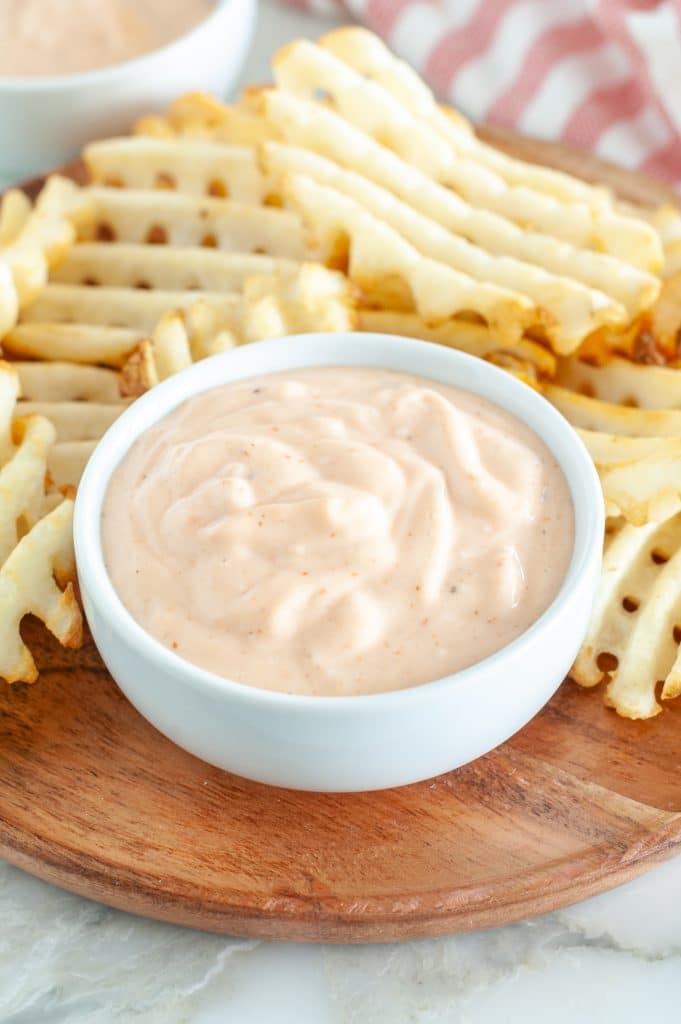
left=3, top=2, right=681, bottom=1021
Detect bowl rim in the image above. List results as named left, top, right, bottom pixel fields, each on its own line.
left=74, top=331, right=604, bottom=712
left=0, top=0, right=243, bottom=91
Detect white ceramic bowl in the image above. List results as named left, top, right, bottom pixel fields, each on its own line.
left=0, top=0, right=256, bottom=183
left=74, top=333, right=604, bottom=792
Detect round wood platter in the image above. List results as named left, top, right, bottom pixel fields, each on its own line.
left=1, top=133, right=681, bottom=943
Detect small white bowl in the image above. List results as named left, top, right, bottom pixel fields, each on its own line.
left=0, top=0, right=256, bottom=183
left=74, top=333, right=604, bottom=792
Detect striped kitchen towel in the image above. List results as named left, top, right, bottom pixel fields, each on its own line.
left=284, top=0, right=681, bottom=185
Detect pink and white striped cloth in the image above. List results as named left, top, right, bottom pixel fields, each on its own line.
left=284, top=0, right=681, bottom=185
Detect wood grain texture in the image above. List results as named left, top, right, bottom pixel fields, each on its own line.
left=1, top=133, right=680, bottom=943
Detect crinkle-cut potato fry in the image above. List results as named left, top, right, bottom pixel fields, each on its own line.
left=0, top=414, right=55, bottom=564
left=19, top=283, right=241, bottom=332
left=85, top=138, right=270, bottom=204
left=261, top=90, right=658, bottom=317
left=282, top=174, right=535, bottom=340
left=263, top=142, right=626, bottom=353
left=0, top=189, right=31, bottom=245
left=47, top=442, right=97, bottom=489
left=358, top=310, right=555, bottom=381
left=135, top=91, right=278, bottom=144
left=579, top=428, right=681, bottom=524
left=572, top=513, right=681, bottom=717
left=272, top=41, right=662, bottom=270
left=556, top=355, right=681, bottom=409
left=82, top=187, right=309, bottom=259
left=546, top=385, right=681, bottom=437
left=320, top=28, right=611, bottom=210
left=4, top=320, right=145, bottom=368
left=0, top=498, right=82, bottom=683
left=15, top=402, right=123, bottom=443
left=13, top=362, right=123, bottom=403
left=53, top=243, right=301, bottom=293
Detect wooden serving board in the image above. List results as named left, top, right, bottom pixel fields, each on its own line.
left=1, top=135, right=681, bottom=943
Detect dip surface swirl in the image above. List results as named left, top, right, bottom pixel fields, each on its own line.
left=102, top=367, right=574, bottom=696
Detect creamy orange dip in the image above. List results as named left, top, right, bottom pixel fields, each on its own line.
left=0, top=0, right=214, bottom=77
left=102, top=368, right=574, bottom=696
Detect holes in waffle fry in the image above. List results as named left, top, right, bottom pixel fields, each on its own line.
left=621, top=596, right=640, bottom=613
left=651, top=549, right=670, bottom=564
left=95, top=221, right=116, bottom=242
left=673, top=626, right=681, bottom=645
left=135, top=280, right=152, bottom=290
left=207, top=179, right=229, bottom=198
left=597, top=651, right=619, bottom=672
left=104, top=175, right=124, bottom=188
left=201, top=233, right=218, bottom=248
left=578, top=382, right=596, bottom=398
left=264, top=193, right=283, bottom=208
left=155, top=172, right=176, bottom=190
left=621, top=395, right=639, bottom=408
left=146, top=225, right=168, bottom=245
left=81, top=276, right=99, bottom=287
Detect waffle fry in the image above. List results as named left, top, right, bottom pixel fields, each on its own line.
left=82, top=187, right=309, bottom=257
left=135, top=91, right=277, bottom=144
left=18, top=284, right=240, bottom=331
left=4, top=320, right=146, bottom=366
left=0, top=412, right=56, bottom=563
left=282, top=173, right=535, bottom=339
left=242, top=262, right=356, bottom=341
left=579, top=429, right=681, bottom=524
left=0, top=363, right=82, bottom=683
left=15, top=402, right=122, bottom=442
left=0, top=176, right=92, bottom=334
left=319, top=28, right=612, bottom=208
left=0, top=498, right=82, bottom=683
left=0, top=189, right=31, bottom=245
left=556, top=355, right=681, bottom=408
left=13, top=362, right=124, bottom=403
left=260, top=91, right=658, bottom=319
left=263, top=142, right=628, bottom=353
left=649, top=271, right=681, bottom=356
left=272, top=40, right=662, bottom=269
left=547, top=386, right=681, bottom=437
left=120, top=264, right=355, bottom=396
left=52, top=243, right=300, bottom=292
left=85, top=137, right=269, bottom=204
left=359, top=310, right=556, bottom=382
left=47, top=441, right=98, bottom=489
left=572, top=514, right=681, bottom=718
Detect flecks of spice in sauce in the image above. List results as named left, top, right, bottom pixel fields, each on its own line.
left=103, top=367, right=574, bottom=697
